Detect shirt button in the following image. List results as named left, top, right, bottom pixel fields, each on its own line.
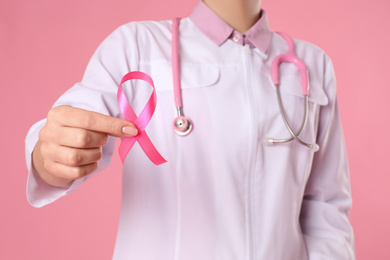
left=233, top=35, right=241, bottom=42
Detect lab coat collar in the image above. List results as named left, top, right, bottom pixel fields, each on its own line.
left=189, top=0, right=272, bottom=54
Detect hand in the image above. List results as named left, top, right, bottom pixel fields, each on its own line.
left=32, top=105, right=138, bottom=187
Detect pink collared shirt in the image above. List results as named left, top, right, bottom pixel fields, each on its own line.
left=26, top=1, right=355, bottom=259
left=189, top=0, right=272, bottom=51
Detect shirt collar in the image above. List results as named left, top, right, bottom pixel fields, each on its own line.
left=189, top=0, right=272, bottom=53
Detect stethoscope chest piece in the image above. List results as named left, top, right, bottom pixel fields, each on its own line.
left=173, top=115, right=193, bottom=136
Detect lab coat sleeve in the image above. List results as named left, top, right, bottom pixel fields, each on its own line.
left=26, top=24, right=138, bottom=208
left=300, top=55, right=355, bottom=259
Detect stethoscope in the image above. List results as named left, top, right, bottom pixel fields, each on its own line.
left=171, top=18, right=319, bottom=152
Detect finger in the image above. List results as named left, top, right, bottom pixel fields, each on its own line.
left=51, top=146, right=103, bottom=167
left=48, top=106, right=138, bottom=137
left=40, top=142, right=102, bottom=166
left=44, top=160, right=99, bottom=181
left=40, top=126, right=108, bottom=148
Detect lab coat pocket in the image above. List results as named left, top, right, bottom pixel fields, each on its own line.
left=278, top=75, right=328, bottom=106
left=261, top=76, right=329, bottom=187
left=138, top=61, right=221, bottom=151
left=146, top=61, right=221, bottom=138
left=146, top=61, right=220, bottom=91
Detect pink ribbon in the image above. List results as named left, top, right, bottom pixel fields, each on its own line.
left=117, top=71, right=167, bottom=165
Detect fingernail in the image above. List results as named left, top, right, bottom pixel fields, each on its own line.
left=122, top=126, right=138, bottom=136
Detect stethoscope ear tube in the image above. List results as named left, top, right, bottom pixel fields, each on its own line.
left=264, top=84, right=319, bottom=152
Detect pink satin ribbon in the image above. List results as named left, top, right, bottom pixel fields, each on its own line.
left=117, top=71, right=167, bottom=165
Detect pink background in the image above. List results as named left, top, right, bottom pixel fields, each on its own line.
left=1, top=0, right=389, bottom=259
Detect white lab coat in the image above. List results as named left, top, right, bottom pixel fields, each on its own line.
left=25, top=15, right=355, bottom=260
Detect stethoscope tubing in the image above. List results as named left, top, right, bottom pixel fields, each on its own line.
left=172, top=18, right=193, bottom=136
left=276, top=86, right=311, bottom=147
left=172, top=17, right=183, bottom=109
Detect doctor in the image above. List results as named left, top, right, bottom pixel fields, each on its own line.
left=26, top=0, right=355, bottom=259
